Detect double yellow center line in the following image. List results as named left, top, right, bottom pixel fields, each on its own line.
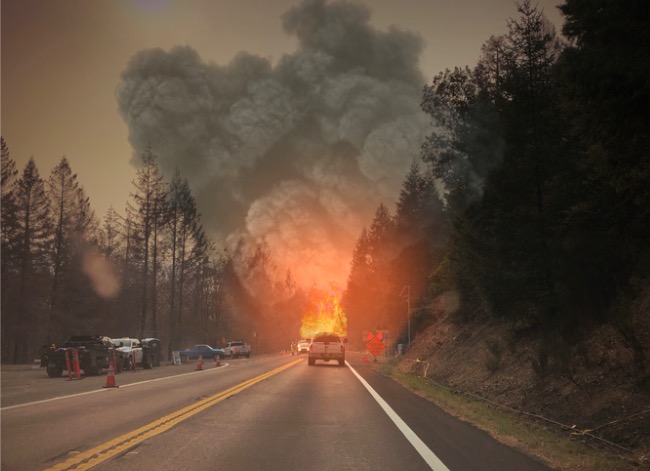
left=46, top=359, right=302, bottom=471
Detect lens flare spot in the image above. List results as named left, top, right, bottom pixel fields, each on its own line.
left=82, top=250, right=120, bottom=299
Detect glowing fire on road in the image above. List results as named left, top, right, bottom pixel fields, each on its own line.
left=299, top=286, right=347, bottom=339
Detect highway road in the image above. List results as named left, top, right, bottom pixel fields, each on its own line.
left=1, top=352, right=554, bottom=470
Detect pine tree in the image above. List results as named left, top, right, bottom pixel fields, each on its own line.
left=188, top=223, right=210, bottom=336
left=149, top=175, right=167, bottom=338
left=556, top=0, right=650, bottom=310
left=12, top=158, right=52, bottom=362
left=97, top=206, right=125, bottom=335
left=116, top=211, right=141, bottom=334
left=366, top=204, right=396, bottom=333
left=74, top=185, right=99, bottom=244
left=1, top=138, right=19, bottom=269
left=165, top=167, right=207, bottom=349
left=1, top=138, right=21, bottom=359
left=420, top=1, right=567, bottom=327
left=46, top=157, right=102, bottom=337
left=99, top=206, right=123, bottom=260
left=47, top=157, right=81, bottom=336
left=166, top=169, right=184, bottom=351
left=128, top=146, right=166, bottom=337
left=474, top=35, right=507, bottom=104
left=495, top=0, right=564, bottom=322
left=394, top=162, right=423, bottom=236
left=1, top=138, right=19, bottom=258
left=342, top=227, right=371, bottom=348
left=367, top=203, right=394, bottom=265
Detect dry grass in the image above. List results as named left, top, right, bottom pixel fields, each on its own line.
left=380, top=361, right=644, bottom=471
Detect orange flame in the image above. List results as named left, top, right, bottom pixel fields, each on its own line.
left=299, top=285, right=347, bottom=339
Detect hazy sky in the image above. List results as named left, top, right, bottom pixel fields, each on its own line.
left=2, top=0, right=564, bottom=286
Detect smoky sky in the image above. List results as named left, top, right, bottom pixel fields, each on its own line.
left=116, top=0, right=430, bottom=286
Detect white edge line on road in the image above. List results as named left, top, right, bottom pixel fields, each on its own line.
left=1, top=387, right=109, bottom=411
left=0, top=363, right=230, bottom=412
left=118, top=363, right=230, bottom=389
left=346, top=361, right=451, bottom=471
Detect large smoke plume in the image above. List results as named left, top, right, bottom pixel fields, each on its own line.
left=116, top=0, right=429, bottom=286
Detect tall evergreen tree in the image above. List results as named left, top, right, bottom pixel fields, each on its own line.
left=46, top=157, right=81, bottom=338
left=12, top=158, right=52, bottom=362
left=74, top=185, right=99, bottom=244
left=166, top=169, right=189, bottom=351
left=494, top=0, right=564, bottom=322
left=97, top=206, right=125, bottom=335
left=343, top=227, right=372, bottom=344
left=164, top=167, right=209, bottom=349
left=149, top=176, right=168, bottom=338
left=187, top=223, right=210, bottom=332
left=127, top=146, right=166, bottom=337
left=366, top=204, right=396, bottom=333
left=394, top=162, right=445, bottom=243
left=1, top=138, right=19, bottom=258
left=99, top=206, right=123, bottom=260
left=117, top=212, right=141, bottom=334
left=46, top=157, right=102, bottom=336
left=1, top=138, right=21, bottom=359
left=556, top=0, right=650, bottom=305
left=70, top=184, right=102, bottom=331
left=421, top=67, right=503, bottom=216
left=421, top=1, right=567, bottom=328
left=391, top=164, right=446, bottom=334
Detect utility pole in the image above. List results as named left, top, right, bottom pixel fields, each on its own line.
left=407, top=286, right=411, bottom=347
left=400, top=285, right=411, bottom=347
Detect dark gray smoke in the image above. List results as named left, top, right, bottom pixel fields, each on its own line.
left=116, top=0, right=429, bottom=286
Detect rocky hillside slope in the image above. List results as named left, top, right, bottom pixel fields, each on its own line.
left=394, top=290, right=650, bottom=465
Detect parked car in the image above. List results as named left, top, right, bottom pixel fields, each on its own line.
left=111, top=338, right=146, bottom=370
left=223, top=341, right=251, bottom=358
left=141, top=338, right=162, bottom=367
left=175, top=344, right=225, bottom=361
left=41, top=335, right=122, bottom=377
left=297, top=339, right=310, bottom=354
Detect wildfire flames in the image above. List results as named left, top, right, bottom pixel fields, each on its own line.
left=299, top=286, right=347, bottom=339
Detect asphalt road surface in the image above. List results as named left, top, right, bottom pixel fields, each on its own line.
left=1, top=352, right=555, bottom=471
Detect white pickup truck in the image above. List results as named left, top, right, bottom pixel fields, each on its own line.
left=308, top=332, right=346, bottom=366
left=223, top=341, right=251, bottom=358
left=111, top=337, right=147, bottom=370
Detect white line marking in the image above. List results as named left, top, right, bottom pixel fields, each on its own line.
left=118, top=363, right=229, bottom=389
left=1, top=388, right=108, bottom=411
left=347, top=361, right=451, bottom=471
left=1, top=364, right=230, bottom=411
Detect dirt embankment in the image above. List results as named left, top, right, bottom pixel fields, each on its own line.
left=395, top=290, right=650, bottom=463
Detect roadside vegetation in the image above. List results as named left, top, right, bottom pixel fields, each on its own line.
left=380, top=361, right=641, bottom=471
left=343, top=0, right=649, bottom=373
left=343, top=1, right=649, bottom=466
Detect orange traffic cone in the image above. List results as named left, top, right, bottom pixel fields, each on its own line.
left=196, top=354, right=203, bottom=371
left=103, top=360, right=119, bottom=388
left=215, top=354, right=221, bottom=367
